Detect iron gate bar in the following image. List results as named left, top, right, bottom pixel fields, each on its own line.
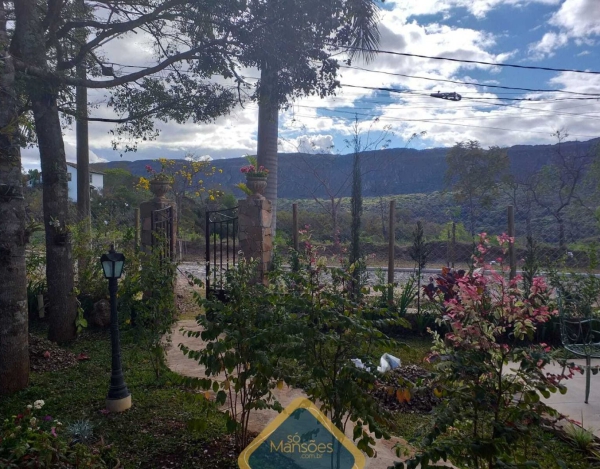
left=205, top=207, right=238, bottom=300
left=151, top=206, right=174, bottom=261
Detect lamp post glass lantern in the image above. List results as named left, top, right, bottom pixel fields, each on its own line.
left=101, top=247, right=125, bottom=279
left=100, top=245, right=131, bottom=412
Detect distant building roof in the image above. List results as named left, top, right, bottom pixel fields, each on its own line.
left=66, top=162, right=104, bottom=175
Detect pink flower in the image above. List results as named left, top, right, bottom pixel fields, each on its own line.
left=51, top=427, right=57, bottom=437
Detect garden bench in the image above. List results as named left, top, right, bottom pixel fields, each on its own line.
left=558, top=294, right=600, bottom=404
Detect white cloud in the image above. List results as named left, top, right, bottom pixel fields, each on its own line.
left=529, top=0, right=600, bottom=59
left=549, top=0, right=600, bottom=38
left=22, top=143, right=106, bottom=171
left=279, top=134, right=335, bottom=154
left=528, top=31, right=569, bottom=59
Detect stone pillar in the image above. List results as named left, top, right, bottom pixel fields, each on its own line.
left=140, top=180, right=177, bottom=260
left=238, top=193, right=273, bottom=285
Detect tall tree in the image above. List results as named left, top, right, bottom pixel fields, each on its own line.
left=9, top=0, right=242, bottom=342
left=13, top=0, right=78, bottom=342
left=345, top=116, right=392, bottom=296
left=445, top=140, right=510, bottom=239
left=245, top=0, right=382, bottom=233
left=0, top=0, right=29, bottom=393
left=525, top=131, right=598, bottom=249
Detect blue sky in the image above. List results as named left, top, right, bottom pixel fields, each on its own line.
left=21, top=0, right=600, bottom=168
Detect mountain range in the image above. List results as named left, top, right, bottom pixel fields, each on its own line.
left=91, top=137, right=600, bottom=198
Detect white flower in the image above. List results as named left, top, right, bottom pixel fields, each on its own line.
left=55, top=421, right=62, bottom=426
left=104, top=220, right=108, bottom=225
left=26, top=405, right=32, bottom=410
left=33, top=400, right=45, bottom=410
left=30, top=417, right=37, bottom=426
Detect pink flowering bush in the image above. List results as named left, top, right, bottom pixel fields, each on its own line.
left=396, top=234, right=578, bottom=469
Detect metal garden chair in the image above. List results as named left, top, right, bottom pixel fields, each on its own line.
left=558, top=293, right=600, bottom=404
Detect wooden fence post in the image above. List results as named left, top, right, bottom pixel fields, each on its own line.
left=292, top=203, right=299, bottom=251
left=451, top=221, right=456, bottom=268
left=508, top=205, right=516, bottom=279
left=388, top=200, right=395, bottom=306
left=134, top=208, right=140, bottom=251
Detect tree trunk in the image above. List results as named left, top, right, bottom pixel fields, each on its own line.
left=350, top=149, right=362, bottom=297
left=331, top=199, right=339, bottom=252
left=256, top=62, right=279, bottom=233
left=76, top=54, right=91, bottom=276
left=558, top=216, right=566, bottom=250
left=14, top=0, right=77, bottom=343
left=350, top=150, right=362, bottom=265
left=0, top=0, right=30, bottom=394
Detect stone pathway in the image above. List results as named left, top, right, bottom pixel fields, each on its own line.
left=166, top=319, right=428, bottom=469
left=540, top=360, right=600, bottom=437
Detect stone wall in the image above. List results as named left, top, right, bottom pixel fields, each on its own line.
left=238, top=196, right=272, bottom=284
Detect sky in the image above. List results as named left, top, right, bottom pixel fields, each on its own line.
left=21, top=0, right=600, bottom=169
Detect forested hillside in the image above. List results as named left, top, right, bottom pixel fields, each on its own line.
left=92, top=137, right=600, bottom=198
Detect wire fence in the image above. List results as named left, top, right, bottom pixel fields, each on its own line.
left=278, top=198, right=600, bottom=273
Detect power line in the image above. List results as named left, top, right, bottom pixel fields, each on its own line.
left=340, top=83, right=600, bottom=103
left=293, top=102, right=600, bottom=121
left=340, top=65, right=600, bottom=97
left=339, top=46, right=600, bottom=75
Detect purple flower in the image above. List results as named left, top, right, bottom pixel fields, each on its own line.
left=44, top=415, right=53, bottom=421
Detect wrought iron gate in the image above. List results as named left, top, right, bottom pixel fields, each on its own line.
left=151, top=206, right=175, bottom=261
left=205, top=207, right=238, bottom=300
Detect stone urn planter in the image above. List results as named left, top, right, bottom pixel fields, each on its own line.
left=245, top=175, right=267, bottom=197
left=149, top=178, right=172, bottom=198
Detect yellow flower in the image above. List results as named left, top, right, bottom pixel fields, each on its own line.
left=209, top=195, right=215, bottom=201
left=137, top=177, right=150, bottom=191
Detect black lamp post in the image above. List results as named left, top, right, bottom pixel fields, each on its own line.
left=100, top=245, right=131, bottom=412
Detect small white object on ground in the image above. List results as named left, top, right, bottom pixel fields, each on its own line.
left=351, top=353, right=401, bottom=373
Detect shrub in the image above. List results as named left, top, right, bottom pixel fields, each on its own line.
left=119, top=244, right=176, bottom=379
left=181, top=258, right=285, bottom=449
left=274, top=247, right=408, bottom=456
left=395, top=233, right=578, bottom=469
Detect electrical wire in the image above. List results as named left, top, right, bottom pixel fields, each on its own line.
left=338, top=46, right=600, bottom=76
left=340, top=65, right=600, bottom=97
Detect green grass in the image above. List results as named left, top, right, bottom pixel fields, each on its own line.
left=368, top=335, right=435, bottom=371
left=0, top=327, right=232, bottom=469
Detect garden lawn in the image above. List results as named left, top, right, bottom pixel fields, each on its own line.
left=0, top=326, right=237, bottom=469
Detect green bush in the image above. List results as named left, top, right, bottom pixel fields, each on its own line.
left=181, top=258, right=285, bottom=449
left=119, top=244, right=177, bottom=379
left=273, top=249, right=409, bottom=457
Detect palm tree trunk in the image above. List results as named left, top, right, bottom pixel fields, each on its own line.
left=256, top=62, right=279, bottom=233
left=0, top=0, right=29, bottom=394
left=14, top=0, right=77, bottom=343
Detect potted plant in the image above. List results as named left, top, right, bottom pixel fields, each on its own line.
left=49, top=216, right=71, bottom=246
left=145, top=163, right=174, bottom=198
left=239, top=155, right=269, bottom=196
